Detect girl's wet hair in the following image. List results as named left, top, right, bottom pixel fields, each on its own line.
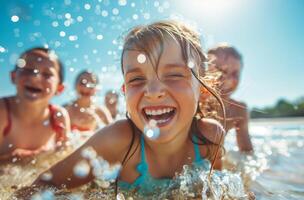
left=14, top=47, right=64, bottom=84
left=117, top=20, right=226, bottom=186
left=121, top=20, right=207, bottom=76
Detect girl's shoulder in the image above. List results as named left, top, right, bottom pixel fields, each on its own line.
left=87, top=119, right=138, bottom=162
left=197, top=118, right=225, bottom=145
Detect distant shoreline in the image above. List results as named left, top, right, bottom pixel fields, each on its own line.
left=250, top=116, right=304, bottom=125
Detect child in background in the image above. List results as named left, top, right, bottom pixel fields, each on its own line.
left=202, top=44, right=253, bottom=152
left=104, top=90, right=119, bottom=120
left=17, top=20, right=225, bottom=197
left=65, top=71, right=112, bottom=132
left=0, top=47, right=70, bottom=161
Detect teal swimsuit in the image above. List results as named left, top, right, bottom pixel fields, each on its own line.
left=118, top=135, right=211, bottom=194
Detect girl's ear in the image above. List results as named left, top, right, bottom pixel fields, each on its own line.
left=10, top=71, right=16, bottom=84
left=56, top=84, right=65, bottom=95
left=121, top=84, right=125, bottom=94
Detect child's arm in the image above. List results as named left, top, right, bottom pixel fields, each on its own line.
left=234, top=103, right=253, bottom=152
left=96, top=106, right=113, bottom=125
left=14, top=120, right=132, bottom=197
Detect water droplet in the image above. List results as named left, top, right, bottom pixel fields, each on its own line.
left=69, top=35, right=78, bottom=41
left=137, top=54, right=146, bottom=63
left=118, top=0, right=127, bottom=6
left=143, top=13, right=150, bottom=20
left=77, top=16, right=83, bottom=22
left=80, top=108, right=85, bottom=112
left=65, top=13, right=72, bottom=19
left=97, top=34, right=103, bottom=40
left=64, top=20, right=71, bottom=27
left=64, top=0, right=72, bottom=5
left=33, top=69, right=39, bottom=74
left=158, top=7, right=164, bottom=13
left=59, top=31, right=66, bottom=37
left=101, top=10, right=108, bottom=17
left=188, top=60, right=195, bottom=68
left=46, top=88, right=51, bottom=93
left=81, top=146, right=97, bottom=159
left=16, top=58, right=26, bottom=68
left=144, top=125, right=160, bottom=140
left=56, top=112, right=63, bottom=117
left=11, top=15, right=19, bottom=23
left=116, top=193, right=125, bottom=200
left=31, top=159, right=36, bottom=164
left=8, top=144, right=13, bottom=148
left=154, top=1, right=160, bottom=7
left=132, top=14, right=138, bottom=20
left=84, top=3, right=91, bottom=10
left=73, top=160, right=90, bottom=178
left=52, top=21, right=59, bottom=27
left=69, top=67, right=75, bottom=72
left=43, top=120, right=50, bottom=126
left=12, top=157, right=18, bottom=163
left=131, top=2, right=136, bottom=7
left=0, top=46, right=6, bottom=53
left=87, top=26, right=94, bottom=33
left=112, top=8, right=119, bottom=15
left=41, top=171, right=53, bottom=181
left=48, top=50, right=58, bottom=61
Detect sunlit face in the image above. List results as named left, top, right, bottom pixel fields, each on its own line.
left=76, top=73, right=98, bottom=97
left=123, top=37, right=201, bottom=143
left=13, top=50, right=61, bottom=102
left=208, top=53, right=241, bottom=95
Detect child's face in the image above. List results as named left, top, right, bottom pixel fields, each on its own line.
left=13, top=50, right=61, bottom=102
left=123, top=38, right=201, bottom=143
left=208, top=54, right=241, bottom=95
left=76, top=73, right=98, bottom=97
left=105, top=93, right=118, bottom=108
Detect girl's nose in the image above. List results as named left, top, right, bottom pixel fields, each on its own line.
left=144, top=80, right=166, bottom=100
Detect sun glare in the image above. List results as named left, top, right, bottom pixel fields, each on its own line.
left=176, top=0, right=240, bottom=20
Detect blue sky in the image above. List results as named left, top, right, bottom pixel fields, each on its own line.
left=0, top=0, right=303, bottom=108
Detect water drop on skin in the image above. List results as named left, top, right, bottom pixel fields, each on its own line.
left=73, top=160, right=90, bottom=178
left=137, top=53, right=146, bottom=64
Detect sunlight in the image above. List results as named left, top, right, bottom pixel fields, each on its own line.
left=175, top=0, right=240, bottom=20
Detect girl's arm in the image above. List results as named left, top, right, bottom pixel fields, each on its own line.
left=14, top=120, right=132, bottom=197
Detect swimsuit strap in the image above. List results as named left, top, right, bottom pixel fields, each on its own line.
left=193, top=135, right=203, bottom=162
left=48, top=104, right=66, bottom=142
left=3, top=98, right=12, bottom=136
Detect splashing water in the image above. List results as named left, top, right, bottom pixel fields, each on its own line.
left=144, top=120, right=160, bottom=140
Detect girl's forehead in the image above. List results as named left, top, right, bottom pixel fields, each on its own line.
left=122, top=38, right=185, bottom=71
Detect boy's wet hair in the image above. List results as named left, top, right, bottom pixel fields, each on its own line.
left=75, top=70, right=99, bottom=85
left=208, top=44, right=243, bottom=68
left=14, top=47, right=64, bottom=84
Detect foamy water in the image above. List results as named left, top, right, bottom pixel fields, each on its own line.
left=1, top=118, right=303, bottom=200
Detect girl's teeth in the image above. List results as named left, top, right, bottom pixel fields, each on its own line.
left=144, top=108, right=173, bottom=116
